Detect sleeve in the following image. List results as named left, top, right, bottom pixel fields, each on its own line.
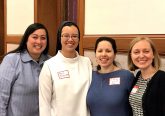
left=39, top=62, right=53, bottom=116
left=0, top=56, right=17, bottom=116
left=87, top=58, right=92, bottom=84
left=85, top=57, right=92, bottom=84
left=160, top=72, right=165, bottom=115
left=127, top=71, right=135, bottom=92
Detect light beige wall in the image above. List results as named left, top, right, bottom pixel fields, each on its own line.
left=85, top=0, right=165, bottom=34
left=6, top=44, right=19, bottom=53
left=6, top=0, right=34, bottom=52
left=84, top=0, right=165, bottom=71
left=7, top=0, right=34, bottom=34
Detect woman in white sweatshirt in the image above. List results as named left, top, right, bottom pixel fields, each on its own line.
left=39, top=21, right=92, bottom=116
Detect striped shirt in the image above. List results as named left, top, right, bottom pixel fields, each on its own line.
left=129, top=76, right=151, bottom=116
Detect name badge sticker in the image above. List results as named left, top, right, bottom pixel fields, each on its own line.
left=58, top=70, right=70, bottom=79
left=130, top=85, right=139, bottom=94
left=109, top=77, right=120, bottom=85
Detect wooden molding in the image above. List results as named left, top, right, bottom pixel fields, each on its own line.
left=77, top=0, right=85, bottom=55
left=82, top=35, right=165, bottom=55
left=6, top=35, right=22, bottom=43
left=0, top=0, right=4, bottom=55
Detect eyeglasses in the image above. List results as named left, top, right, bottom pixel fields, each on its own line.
left=61, top=33, right=79, bottom=40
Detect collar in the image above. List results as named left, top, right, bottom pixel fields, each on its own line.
left=20, top=50, right=49, bottom=64
left=57, top=50, right=79, bottom=63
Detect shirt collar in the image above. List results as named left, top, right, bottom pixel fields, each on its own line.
left=20, top=50, right=49, bottom=64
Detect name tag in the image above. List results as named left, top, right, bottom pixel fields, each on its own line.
left=58, top=70, right=70, bottom=79
left=130, top=85, right=139, bottom=94
left=109, top=77, right=120, bottom=85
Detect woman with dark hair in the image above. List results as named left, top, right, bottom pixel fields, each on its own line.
left=0, top=23, right=50, bottom=116
left=87, top=37, right=134, bottom=116
left=55, top=21, right=80, bottom=54
left=39, top=21, right=92, bottom=116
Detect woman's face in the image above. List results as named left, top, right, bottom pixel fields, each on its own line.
left=27, top=29, right=47, bottom=59
left=61, top=26, right=79, bottom=53
left=96, top=40, right=115, bottom=69
left=131, top=40, right=154, bottom=70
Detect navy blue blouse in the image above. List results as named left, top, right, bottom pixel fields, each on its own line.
left=87, top=69, right=134, bottom=116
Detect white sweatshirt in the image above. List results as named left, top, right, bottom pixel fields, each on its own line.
left=39, top=51, right=92, bottom=116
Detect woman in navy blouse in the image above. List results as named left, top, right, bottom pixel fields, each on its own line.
left=87, top=37, right=134, bottom=116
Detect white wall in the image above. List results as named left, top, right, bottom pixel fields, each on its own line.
left=7, top=0, right=34, bottom=34
left=85, top=0, right=165, bottom=34
left=6, top=0, right=34, bottom=52
left=84, top=0, right=165, bottom=71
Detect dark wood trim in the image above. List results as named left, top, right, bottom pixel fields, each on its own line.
left=0, top=0, right=4, bottom=55
left=0, top=55, right=4, bottom=63
left=65, top=0, right=77, bottom=22
left=34, top=0, right=38, bottom=22
left=36, top=0, right=66, bottom=55
left=77, top=0, right=165, bottom=56
left=82, top=35, right=165, bottom=55
left=6, top=35, right=22, bottom=43
left=0, top=0, right=4, bottom=62
left=4, top=0, right=7, bottom=53
left=77, top=0, right=85, bottom=55
left=56, top=0, right=65, bottom=26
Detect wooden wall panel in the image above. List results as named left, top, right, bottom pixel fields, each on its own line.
left=0, top=0, right=4, bottom=62
left=82, top=35, right=165, bottom=55
left=36, top=0, right=67, bottom=55
left=36, top=0, right=59, bottom=55
left=0, top=0, right=4, bottom=56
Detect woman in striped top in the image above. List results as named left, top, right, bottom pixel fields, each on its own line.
left=128, top=37, right=165, bottom=116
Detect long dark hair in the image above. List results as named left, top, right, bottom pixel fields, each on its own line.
left=55, top=21, right=80, bottom=54
left=8, top=23, right=49, bottom=55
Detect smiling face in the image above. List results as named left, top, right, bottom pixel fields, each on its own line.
left=131, top=40, right=154, bottom=70
left=96, top=40, right=115, bottom=69
left=26, top=29, right=47, bottom=60
left=61, top=25, right=79, bottom=54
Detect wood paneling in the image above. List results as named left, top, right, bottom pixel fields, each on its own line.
left=36, top=0, right=60, bottom=55
left=0, top=0, right=4, bottom=56
left=36, top=0, right=68, bottom=55
left=77, top=0, right=165, bottom=56
left=5, top=35, right=22, bottom=43
left=66, top=0, right=77, bottom=22
left=82, top=35, right=165, bottom=55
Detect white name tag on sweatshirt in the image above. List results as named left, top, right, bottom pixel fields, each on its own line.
left=58, top=70, right=70, bottom=79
